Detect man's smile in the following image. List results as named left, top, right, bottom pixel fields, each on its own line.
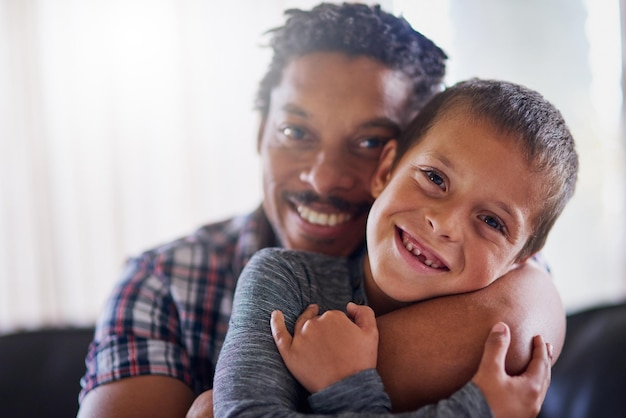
left=285, top=190, right=371, bottom=228
left=296, top=205, right=352, bottom=226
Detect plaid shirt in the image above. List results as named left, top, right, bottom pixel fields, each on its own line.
left=80, top=206, right=277, bottom=399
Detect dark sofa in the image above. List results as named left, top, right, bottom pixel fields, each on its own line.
left=0, top=302, right=624, bottom=418
left=539, top=301, right=626, bottom=418
left=0, top=326, right=94, bottom=418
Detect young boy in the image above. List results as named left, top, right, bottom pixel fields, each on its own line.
left=213, top=78, right=579, bottom=417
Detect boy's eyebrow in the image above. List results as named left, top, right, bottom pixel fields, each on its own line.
left=494, top=201, right=517, bottom=220
left=361, top=118, right=402, bottom=133
left=493, top=201, right=525, bottom=236
left=430, top=151, right=455, bottom=171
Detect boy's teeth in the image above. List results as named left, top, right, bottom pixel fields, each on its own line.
left=297, top=206, right=351, bottom=226
left=402, top=238, right=422, bottom=256
left=402, top=237, right=422, bottom=256
left=402, top=234, right=443, bottom=269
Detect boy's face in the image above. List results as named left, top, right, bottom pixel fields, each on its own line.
left=258, top=52, right=414, bottom=257
left=365, top=110, right=544, bottom=305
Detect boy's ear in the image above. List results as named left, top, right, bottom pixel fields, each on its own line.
left=371, top=140, right=398, bottom=199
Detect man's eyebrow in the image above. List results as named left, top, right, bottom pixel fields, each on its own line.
left=361, top=118, right=402, bottom=133
left=282, top=103, right=308, bottom=118
left=281, top=105, right=401, bottom=133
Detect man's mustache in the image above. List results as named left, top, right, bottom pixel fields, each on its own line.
left=285, top=191, right=372, bottom=214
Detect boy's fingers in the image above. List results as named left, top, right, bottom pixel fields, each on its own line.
left=346, top=302, right=377, bottom=332
left=479, top=322, right=511, bottom=375
left=523, top=334, right=551, bottom=383
left=270, top=310, right=292, bottom=356
left=294, top=304, right=319, bottom=333
left=546, top=341, right=554, bottom=363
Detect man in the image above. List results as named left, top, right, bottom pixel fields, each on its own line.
left=78, top=4, right=564, bottom=417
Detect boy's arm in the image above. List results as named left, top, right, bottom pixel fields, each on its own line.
left=376, top=260, right=565, bottom=411
left=273, top=304, right=552, bottom=417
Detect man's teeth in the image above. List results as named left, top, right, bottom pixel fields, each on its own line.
left=402, top=235, right=442, bottom=269
left=297, top=206, right=351, bottom=226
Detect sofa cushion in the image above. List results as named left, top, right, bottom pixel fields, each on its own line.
left=0, top=327, right=94, bottom=418
left=540, top=302, right=626, bottom=418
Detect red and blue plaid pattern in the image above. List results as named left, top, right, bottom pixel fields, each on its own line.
left=80, top=206, right=276, bottom=399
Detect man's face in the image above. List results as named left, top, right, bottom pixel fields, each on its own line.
left=258, top=52, right=413, bottom=257
left=366, top=110, right=544, bottom=306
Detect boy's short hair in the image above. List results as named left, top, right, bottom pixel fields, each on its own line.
left=255, top=2, right=447, bottom=117
left=395, top=78, right=579, bottom=260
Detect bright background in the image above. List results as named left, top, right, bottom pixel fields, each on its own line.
left=1, top=0, right=625, bottom=332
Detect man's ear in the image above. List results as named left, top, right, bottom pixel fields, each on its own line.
left=371, top=140, right=397, bottom=199
left=256, top=116, right=267, bottom=153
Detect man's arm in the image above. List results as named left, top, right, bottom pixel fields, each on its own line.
left=376, top=260, right=565, bottom=412
left=77, top=375, right=194, bottom=418
left=269, top=302, right=552, bottom=417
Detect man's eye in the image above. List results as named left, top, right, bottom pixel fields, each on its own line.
left=481, top=215, right=504, bottom=232
left=424, top=170, right=446, bottom=190
left=280, top=126, right=308, bottom=140
left=358, top=137, right=388, bottom=149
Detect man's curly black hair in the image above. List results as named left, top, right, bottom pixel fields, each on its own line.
left=255, top=2, right=448, bottom=117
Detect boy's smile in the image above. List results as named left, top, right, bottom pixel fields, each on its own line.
left=398, top=227, right=449, bottom=271
left=364, top=109, right=545, bottom=313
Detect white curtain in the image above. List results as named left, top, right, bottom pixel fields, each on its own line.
left=0, top=0, right=283, bottom=330
left=1, top=0, right=625, bottom=332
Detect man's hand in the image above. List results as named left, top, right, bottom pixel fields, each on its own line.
left=270, top=302, right=379, bottom=393
left=472, top=322, right=554, bottom=418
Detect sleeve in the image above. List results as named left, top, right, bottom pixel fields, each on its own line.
left=313, top=380, right=491, bottom=418
left=79, top=253, right=191, bottom=401
left=213, top=249, right=494, bottom=418
left=308, top=369, right=391, bottom=413
left=213, top=248, right=312, bottom=416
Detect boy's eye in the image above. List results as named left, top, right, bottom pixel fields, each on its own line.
left=480, top=215, right=505, bottom=232
left=424, top=169, right=446, bottom=190
left=358, top=137, right=388, bottom=149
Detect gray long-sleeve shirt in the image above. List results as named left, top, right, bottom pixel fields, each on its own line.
left=213, top=247, right=492, bottom=417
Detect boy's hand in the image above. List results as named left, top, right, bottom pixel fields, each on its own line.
left=271, top=302, right=379, bottom=393
left=472, top=322, right=554, bottom=418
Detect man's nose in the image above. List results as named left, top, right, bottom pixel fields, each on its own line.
left=299, top=151, right=358, bottom=194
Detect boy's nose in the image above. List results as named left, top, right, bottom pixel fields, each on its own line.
left=426, top=207, right=461, bottom=241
